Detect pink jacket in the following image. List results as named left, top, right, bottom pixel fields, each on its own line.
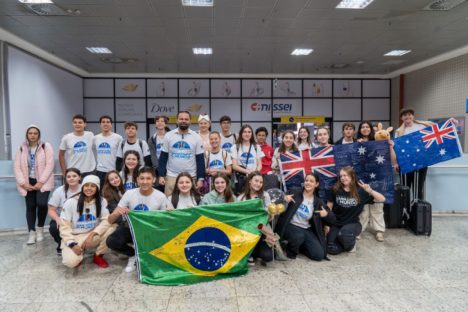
left=14, top=141, right=55, bottom=196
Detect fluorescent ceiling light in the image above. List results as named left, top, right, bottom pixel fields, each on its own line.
left=291, top=49, right=313, bottom=56
left=336, top=0, right=374, bottom=9
left=193, top=47, right=212, bottom=55
left=182, top=0, right=214, bottom=7
left=384, top=50, right=411, bottom=56
left=18, top=0, right=53, bottom=3
left=86, top=47, right=112, bottom=54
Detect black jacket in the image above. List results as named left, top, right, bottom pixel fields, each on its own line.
left=334, top=137, right=356, bottom=145
left=276, top=189, right=336, bottom=259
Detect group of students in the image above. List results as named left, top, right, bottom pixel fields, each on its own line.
left=14, top=107, right=432, bottom=272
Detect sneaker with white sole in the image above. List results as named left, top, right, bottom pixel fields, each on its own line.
left=36, top=227, right=44, bottom=242
left=349, top=244, right=357, bottom=253
left=375, top=232, right=384, bottom=242
left=124, top=256, right=136, bottom=273
left=27, top=231, right=36, bottom=245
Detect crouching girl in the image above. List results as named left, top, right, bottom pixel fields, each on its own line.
left=60, top=175, right=114, bottom=268
left=277, top=173, right=336, bottom=261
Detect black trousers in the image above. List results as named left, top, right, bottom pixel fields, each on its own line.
left=405, top=167, right=428, bottom=200
left=284, top=223, right=324, bottom=261
left=327, top=223, right=362, bottom=255
left=80, top=171, right=95, bottom=180
left=106, top=224, right=135, bottom=257
left=24, top=178, right=49, bottom=232
left=251, top=239, right=273, bottom=262
left=49, top=220, right=61, bottom=250
left=95, top=170, right=107, bottom=190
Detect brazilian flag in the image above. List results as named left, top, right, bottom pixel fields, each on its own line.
left=127, top=199, right=268, bottom=285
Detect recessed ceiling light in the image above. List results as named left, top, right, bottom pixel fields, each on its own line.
left=384, top=50, right=411, bottom=56
left=193, top=47, right=212, bottom=55
left=355, top=60, right=365, bottom=64
left=291, top=49, right=313, bottom=56
left=336, top=0, right=374, bottom=9
left=18, top=0, right=53, bottom=3
left=182, top=0, right=213, bottom=7
left=86, top=47, right=112, bottom=54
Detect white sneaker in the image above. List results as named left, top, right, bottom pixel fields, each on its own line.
left=349, top=244, right=357, bottom=253
left=27, top=231, right=36, bottom=245
left=375, top=232, right=384, bottom=242
left=124, top=256, right=136, bottom=273
left=36, top=227, right=44, bottom=242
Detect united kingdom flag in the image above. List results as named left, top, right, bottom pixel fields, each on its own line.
left=279, top=146, right=337, bottom=198
left=394, top=119, right=462, bottom=174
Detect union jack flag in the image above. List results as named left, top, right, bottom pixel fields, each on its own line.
left=420, top=120, right=457, bottom=149
left=394, top=119, right=462, bottom=174
left=279, top=146, right=337, bottom=198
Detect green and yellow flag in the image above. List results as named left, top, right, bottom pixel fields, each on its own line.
left=127, top=199, right=268, bottom=285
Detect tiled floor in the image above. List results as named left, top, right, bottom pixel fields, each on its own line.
left=1, top=216, right=467, bottom=312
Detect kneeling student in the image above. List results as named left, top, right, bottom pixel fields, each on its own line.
left=168, top=172, right=201, bottom=209
left=277, top=173, right=336, bottom=261
left=106, top=167, right=171, bottom=273
left=60, top=175, right=114, bottom=268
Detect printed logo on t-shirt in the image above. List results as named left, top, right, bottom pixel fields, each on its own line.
left=240, top=152, right=255, bottom=166
left=156, top=143, right=162, bottom=158
left=73, top=141, right=88, bottom=154
left=171, top=141, right=192, bottom=159
left=209, top=159, right=224, bottom=169
left=133, top=204, right=149, bottom=211
left=296, top=203, right=310, bottom=220
left=124, top=182, right=138, bottom=191
left=222, top=142, right=233, bottom=152
left=77, top=211, right=97, bottom=229
left=97, top=142, right=111, bottom=154
left=336, top=195, right=358, bottom=208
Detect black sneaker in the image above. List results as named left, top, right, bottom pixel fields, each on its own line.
left=56, top=248, right=62, bottom=256
left=248, top=257, right=255, bottom=266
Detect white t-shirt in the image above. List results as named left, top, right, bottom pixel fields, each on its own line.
left=199, top=132, right=211, bottom=152
left=206, top=150, right=232, bottom=170
left=237, top=192, right=271, bottom=210
left=230, top=143, right=264, bottom=171
left=168, top=194, right=198, bottom=209
left=60, top=197, right=109, bottom=234
left=94, top=133, right=123, bottom=172
left=298, top=142, right=312, bottom=151
left=59, top=131, right=96, bottom=173
left=116, top=139, right=151, bottom=168
left=120, top=171, right=138, bottom=191
left=395, top=123, right=426, bottom=138
left=220, top=133, right=236, bottom=154
left=290, top=199, right=314, bottom=229
left=150, top=134, right=166, bottom=159
left=28, top=146, right=37, bottom=179
left=48, top=185, right=80, bottom=215
left=118, top=188, right=170, bottom=211
left=162, top=128, right=204, bottom=178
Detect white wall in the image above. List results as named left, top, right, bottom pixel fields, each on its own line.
left=7, top=46, right=83, bottom=153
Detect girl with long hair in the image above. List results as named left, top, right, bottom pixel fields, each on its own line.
left=231, top=125, right=264, bottom=194
left=297, top=127, right=312, bottom=150
left=14, top=125, right=55, bottom=245
left=102, top=170, right=125, bottom=214
left=200, top=173, right=236, bottom=205
left=277, top=173, right=336, bottom=261
left=357, top=121, right=375, bottom=142
left=271, top=130, right=298, bottom=174
left=315, top=127, right=332, bottom=147
left=120, top=150, right=140, bottom=191
left=168, top=172, right=201, bottom=209
left=60, top=175, right=114, bottom=268
left=48, top=168, right=81, bottom=255
left=326, top=166, right=385, bottom=255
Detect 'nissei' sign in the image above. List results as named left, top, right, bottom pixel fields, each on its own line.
left=249, top=103, right=293, bottom=112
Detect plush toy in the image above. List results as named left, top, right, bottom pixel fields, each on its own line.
left=374, top=122, right=394, bottom=141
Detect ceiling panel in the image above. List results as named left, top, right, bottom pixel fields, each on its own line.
left=1, top=0, right=468, bottom=74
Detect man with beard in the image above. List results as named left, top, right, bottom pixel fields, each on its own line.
left=158, top=111, right=205, bottom=196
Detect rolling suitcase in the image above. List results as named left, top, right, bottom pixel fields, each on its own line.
left=408, top=171, right=432, bottom=236
left=384, top=184, right=410, bottom=228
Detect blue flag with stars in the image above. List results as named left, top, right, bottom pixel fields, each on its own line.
left=334, top=141, right=394, bottom=204
left=394, top=120, right=462, bottom=174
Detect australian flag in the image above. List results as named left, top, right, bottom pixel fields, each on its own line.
left=394, top=120, right=462, bottom=174
left=279, top=146, right=337, bottom=199
left=334, top=141, right=394, bottom=204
